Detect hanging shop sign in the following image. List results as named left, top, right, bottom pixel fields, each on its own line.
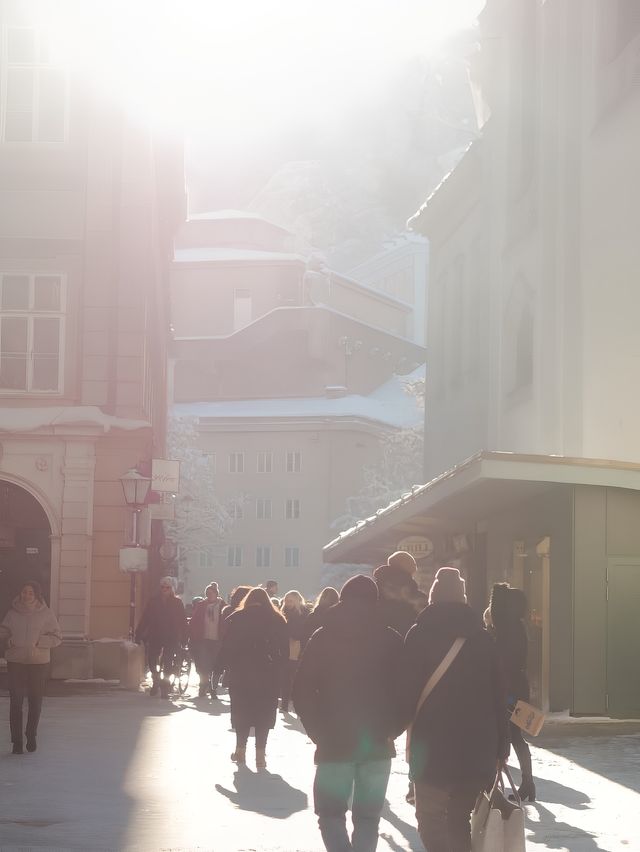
left=397, top=535, right=434, bottom=561
left=119, top=547, right=149, bottom=573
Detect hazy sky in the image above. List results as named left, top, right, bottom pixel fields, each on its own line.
left=38, top=0, right=486, bottom=208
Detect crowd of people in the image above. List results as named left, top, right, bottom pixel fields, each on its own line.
left=0, top=555, right=535, bottom=852
left=129, top=553, right=534, bottom=852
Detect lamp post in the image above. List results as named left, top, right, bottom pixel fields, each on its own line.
left=120, top=468, right=152, bottom=641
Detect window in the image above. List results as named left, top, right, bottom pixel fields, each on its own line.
left=257, top=451, right=273, bottom=473
left=285, top=498, right=300, bottom=520
left=228, top=499, right=243, bottom=520
left=1, top=27, right=68, bottom=143
left=233, top=289, right=252, bottom=331
left=227, top=546, right=242, bottom=568
left=228, top=452, right=244, bottom=473
left=256, top=498, right=272, bottom=520
left=199, top=548, right=215, bottom=569
left=285, top=546, right=300, bottom=568
left=256, top=545, right=271, bottom=569
left=0, top=273, right=65, bottom=392
left=286, top=450, right=301, bottom=473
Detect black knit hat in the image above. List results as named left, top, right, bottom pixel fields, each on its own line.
left=340, top=574, right=378, bottom=604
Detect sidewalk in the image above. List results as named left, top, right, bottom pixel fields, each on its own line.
left=0, top=686, right=639, bottom=851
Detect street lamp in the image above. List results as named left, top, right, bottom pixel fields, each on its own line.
left=120, top=468, right=152, bottom=640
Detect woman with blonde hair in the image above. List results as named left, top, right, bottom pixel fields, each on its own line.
left=219, top=587, right=288, bottom=769
left=303, top=586, right=339, bottom=644
left=280, top=589, right=310, bottom=712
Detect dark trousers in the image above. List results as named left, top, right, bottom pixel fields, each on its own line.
left=314, top=758, right=391, bottom=852
left=414, top=780, right=482, bottom=852
left=147, top=644, right=178, bottom=689
left=235, top=724, right=269, bottom=750
left=280, top=659, right=298, bottom=706
left=510, top=721, right=533, bottom=776
left=7, top=663, right=48, bottom=746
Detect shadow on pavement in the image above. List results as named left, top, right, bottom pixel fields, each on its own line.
left=525, top=802, right=609, bottom=852
left=380, top=799, right=422, bottom=851
left=215, top=765, right=308, bottom=818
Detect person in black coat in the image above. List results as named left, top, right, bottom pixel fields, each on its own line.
left=374, top=550, right=427, bottom=638
left=293, top=574, right=404, bottom=852
left=302, top=586, right=339, bottom=645
left=135, top=577, right=187, bottom=698
left=219, top=586, right=288, bottom=769
left=400, top=567, right=508, bottom=852
left=489, top=582, right=535, bottom=801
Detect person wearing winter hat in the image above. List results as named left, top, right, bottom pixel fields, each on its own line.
left=293, top=574, right=404, bottom=852
left=0, top=580, right=62, bottom=754
left=387, top=550, right=418, bottom=576
left=399, top=567, right=508, bottom=851
left=374, top=552, right=427, bottom=639
left=135, top=577, right=187, bottom=698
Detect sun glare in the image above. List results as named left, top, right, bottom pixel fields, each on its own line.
left=33, top=0, right=485, bottom=133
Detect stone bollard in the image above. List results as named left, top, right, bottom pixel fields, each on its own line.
left=120, top=640, right=145, bottom=690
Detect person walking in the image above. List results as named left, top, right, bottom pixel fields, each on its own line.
left=0, top=580, right=62, bottom=754
left=374, top=550, right=427, bottom=638
left=400, top=567, right=508, bottom=852
left=279, top=589, right=310, bottom=712
left=293, top=574, right=404, bottom=852
left=189, top=582, right=226, bottom=698
left=489, top=582, right=536, bottom=801
left=135, top=577, right=187, bottom=698
left=302, top=586, right=339, bottom=644
left=219, top=586, right=288, bottom=769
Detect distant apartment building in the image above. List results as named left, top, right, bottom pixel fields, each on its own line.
left=0, top=3, right=184, bottom=676
left=170, top=211, right=425, bottom=598
left=324, top=0, right=640, bottom=718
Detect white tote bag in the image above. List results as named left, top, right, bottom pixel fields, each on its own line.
left=471, top=768, right=526, bottom=852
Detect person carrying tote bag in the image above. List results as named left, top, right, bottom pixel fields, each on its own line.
left=399, top=567, right=509, bottom=852
left=471, top=766, right=526, bottom=852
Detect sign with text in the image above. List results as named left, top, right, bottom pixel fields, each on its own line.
left=397, top=535, right=434, bottom=561
left=151, top=459, right=180, bottom=493
left=149, top=502, right=176, bottom=521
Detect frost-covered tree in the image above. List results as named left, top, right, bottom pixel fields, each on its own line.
left=166, top=417, right=234, bottom=574
left=333, top=378, right=425, bottom=531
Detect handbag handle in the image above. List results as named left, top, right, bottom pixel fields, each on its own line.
left=501, top=765, right=522, bottom=806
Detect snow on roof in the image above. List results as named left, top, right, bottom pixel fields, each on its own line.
left=187, top=209, right=287, bottom=230
left=172, top=367, right=425, bottom=430
left=0, top=406, right=151, bottom=434
left=173, top=247, right=305, bottom=264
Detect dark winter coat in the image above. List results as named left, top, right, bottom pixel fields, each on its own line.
left=135, top=594, right=187, bottom=648
left=282, top=606, right=310, bottom=658
left=399, top=602, right=509, bottom=787
left=292, top=600, right=404, bottom=763
left=374, top=563, right=427, bottom=637
left=220, top=606, right=289, bottom=731
left=302, top=605, right=334, bottom=645
left=491, top=619, right=530, bottom=705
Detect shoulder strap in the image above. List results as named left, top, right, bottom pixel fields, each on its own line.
left=413, top=637, right=466, bottom=722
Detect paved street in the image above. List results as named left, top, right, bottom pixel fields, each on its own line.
left=1, top=684, right=639, bottom=851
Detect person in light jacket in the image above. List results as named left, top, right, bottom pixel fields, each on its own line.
left=0, top=580, right=62, bottom=755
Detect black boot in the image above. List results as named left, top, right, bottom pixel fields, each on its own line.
left=517, top=773, right=536, bottom=802
left=26, top=736, right=37, bottom=753
left=12, top=742, right=23, bottom=755
left=510, top=742, right=536, bottom=802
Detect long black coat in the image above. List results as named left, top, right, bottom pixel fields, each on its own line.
left=399, top=602, right=509, bottom=787
left=135, top=594, right=187, bottom=648
left=374, top=563, right=427, bottom=637
left=220, top=606, right=288, bottom=731
left=492, top=619, right=530, bottom=704
left=292, top=600, right=404, bottom=763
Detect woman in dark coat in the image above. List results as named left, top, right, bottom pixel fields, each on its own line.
left=279, top=589, right=310, bottom=712
left=489, top=582, right=536, bottom=801
left=400, top=567, right=508, bottom=852
left=302, top=586, right=339, bottom=645
left=219, top=586, right=288, bottom=769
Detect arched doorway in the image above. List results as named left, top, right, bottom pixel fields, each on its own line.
left=0, top=481, right=52, bottom=618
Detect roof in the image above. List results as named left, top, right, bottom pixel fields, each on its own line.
left=186, top=209, right=289, bottom=232
left=323, top=450, right=640, bottom=562
left=172, top=366, right=425, bottom=431
left=0, top=406, right=150, bottom=434
left=173, top=247, right=305, bottom=264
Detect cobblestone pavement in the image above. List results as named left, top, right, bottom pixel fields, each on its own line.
left=0, top=687, right=639, bottom=851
